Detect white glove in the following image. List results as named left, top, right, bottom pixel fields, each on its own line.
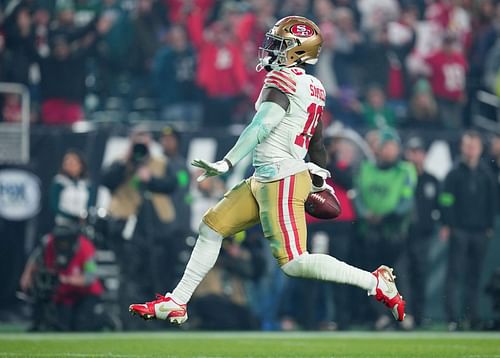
left=306, top=162, right=331, bottom=179
left=311, top=181, right=335, bottom=196
left=191, top=159, right=230, bottom=182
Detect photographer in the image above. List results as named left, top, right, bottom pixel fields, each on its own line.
left=101, top=127, right=178, bottom=323
left=101, top=128, right=178, bottom=227
left=19, top=225, right=104, bottom=331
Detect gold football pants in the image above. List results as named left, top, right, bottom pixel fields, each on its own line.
left=203, top=170, right=311, bottom=265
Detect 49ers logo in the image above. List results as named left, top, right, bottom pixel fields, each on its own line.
left=290, top=24, right=314, bottom=37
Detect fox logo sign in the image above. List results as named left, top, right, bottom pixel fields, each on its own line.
left=290, top=24, right=314, bottom=37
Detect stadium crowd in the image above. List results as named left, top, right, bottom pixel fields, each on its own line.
left=0, top=0, right=499, bottom=127
left=0, top=0, right=500, bottom=333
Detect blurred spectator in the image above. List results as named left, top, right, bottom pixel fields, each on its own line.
left=3, top=4, right=37, bottom=86
left=160, top=126, right=192, bottom=236
left=359, top=4, right=415, bottom=102
left=386, top=5, right=417, bottom=100
left=355, top=85, right=396, bottom=129
left=32, top=2, right=51, bottom=58
left=360, top=26, right=391, bottom=93
left=34, top=1, right=113, bottom=124
left=332, top=7, right=363, bottom=89
left=165, top=0, right=215, bottom=25
left=326, top=137, right=359, bottom=329
left=128, top=0, right=167, bottom=98
left=489, top=133, right=500, bottom=209
left=439, top=130, right=496, bottom=331
left=357, top=0, right=399, bottom=34
left=313, top=5, right=336, bottom=93
left=101, top=128, right=177, bottom=227
left=152, top=25, right=200, bottom=122
left=235, top=0, right=276, bottom=49
left=354, top=128, right=416, bottom=330
left=424, top=33, right=467, bottom=128
left=101, top=127, right=178, bottom=314
left=467, top=0, right=497, bottom=102
left=94, top=0, right=132, bottom=100
left=425, top=0, right=471, bottom=44
left=406, top=79, right=440, bottom=128
left=332, top=0, right=361, bottom=25
left=50, top=149, right=90, bottom=225
left=364, top=129, right=380, bottom=154
left=38, top=35, right=90, bottom=124
left=404, top=136, right=440, bottom=328
left=19, top=224, right=104, bottom=331
left=188, top=3, right=248, bottom=125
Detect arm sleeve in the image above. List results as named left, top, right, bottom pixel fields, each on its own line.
left=224, top=101, right=286, bottom=166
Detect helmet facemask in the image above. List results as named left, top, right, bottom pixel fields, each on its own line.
left=257, top=33, right=298, bottom=72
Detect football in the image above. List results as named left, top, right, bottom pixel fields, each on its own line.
left=305, top=190, right=341, bottom=219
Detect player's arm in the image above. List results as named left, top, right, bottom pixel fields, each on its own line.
left=192, top=88, right=289, bottom=182
left=225, top=88, right=289, bottom=164
left=308, top=120, right=328, bottom=187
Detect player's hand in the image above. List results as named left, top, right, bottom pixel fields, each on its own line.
left=311, top=181, right=335, bottom=196
left=191, top=159, right=230, bottom=182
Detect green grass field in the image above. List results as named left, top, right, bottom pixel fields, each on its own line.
left=0, top=332, right=499, bottom=358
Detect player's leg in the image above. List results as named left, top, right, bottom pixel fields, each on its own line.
left=255, top=171, right=405, bottom=321
left=129, top=180, right=260, bottom=323
left=256, top=171, right=376, bottom=289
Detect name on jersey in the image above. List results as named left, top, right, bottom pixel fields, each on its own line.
left=310, top=84, right=325, bottom=101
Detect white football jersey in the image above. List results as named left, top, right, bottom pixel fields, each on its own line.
left=253, top=67, right=326, bottom=182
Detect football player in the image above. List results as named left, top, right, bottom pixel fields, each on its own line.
left=129, top=16, right=405, bottom=324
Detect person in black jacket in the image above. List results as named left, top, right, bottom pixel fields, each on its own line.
left=440, top=130, right=497, bottom=330
left=404, top=136, right=440, bottom=328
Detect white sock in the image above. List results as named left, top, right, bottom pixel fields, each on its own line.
left=171, top=222, right=223, bottom=303
left=281, top=253, right=377, bottom=294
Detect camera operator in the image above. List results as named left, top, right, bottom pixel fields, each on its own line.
left=101, top=127, right=178, bottom=227
left=101, top=127, right=178, bottom=322
left=19, top=224, right=104, bottom=331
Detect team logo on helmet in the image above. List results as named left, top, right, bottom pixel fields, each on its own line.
left=290, top=24, right=314, bottom=37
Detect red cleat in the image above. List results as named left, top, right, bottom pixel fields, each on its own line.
left=372, top=265, right=406, bottom=321
left=129, top=293, right=188, bottom=325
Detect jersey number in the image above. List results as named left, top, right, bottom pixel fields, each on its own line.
left=294, top=103, right=323, bottom=149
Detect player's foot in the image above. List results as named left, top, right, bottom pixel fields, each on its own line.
left=129, top=293, right=188, bottom=324
left=371, top=265, right=406, bottom=321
